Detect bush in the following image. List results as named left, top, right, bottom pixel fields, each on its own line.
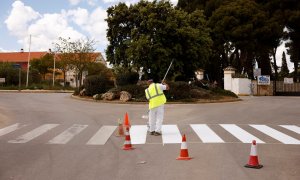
left=108, top=84, right=147, bottom=101
left=191, top=80, right=210, bottom=89
left=116, top=71, right=139, bottom=86
left=211, top=87, right=238, bottom=98
left=84, top=75, right=114, bottom=96
left=190, top=88, right=212, bottom=99
left=165, top=81, right=191, bottom=100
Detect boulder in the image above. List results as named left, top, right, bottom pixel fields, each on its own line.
left=101, top=92, right=115, bottom=100
left=79, top=89, right=86, bottom=96
left=93, top=94, right=100, bottom=100
left=120, top=91, right=132, bottom=102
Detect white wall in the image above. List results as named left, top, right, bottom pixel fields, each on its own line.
left=232, top=78, right=251, bottom=95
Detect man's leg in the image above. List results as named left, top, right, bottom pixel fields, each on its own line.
left=149, top=107, right=157, bottom=133
left=155, top=105, right=164, bottom=133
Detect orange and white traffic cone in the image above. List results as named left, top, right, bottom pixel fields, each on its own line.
left=115, top=118, right=124, bottom=137
left=245, top=140, right=263, bottom=169
left=122, top=127, right=134, bottom=150
left=176, top=134, right=192, bottom=160
left=123, top=112, right=131, bottom=129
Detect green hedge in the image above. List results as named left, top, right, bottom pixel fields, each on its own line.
left=84, top=75, right=114, bottom=96
left=165, top=81, right=191, bottom=100
left=116, top=72, right=139, bottom=86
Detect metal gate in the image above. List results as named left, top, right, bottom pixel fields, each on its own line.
left=275, top=81, right=300, bottom=96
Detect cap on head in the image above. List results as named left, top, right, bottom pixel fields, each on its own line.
left=147, top=79, right=154, bottom=83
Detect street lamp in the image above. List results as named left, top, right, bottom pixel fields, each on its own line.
left=26, top=34, right=32, bottom=87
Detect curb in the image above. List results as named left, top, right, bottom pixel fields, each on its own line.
left=71, top=95, right=241, bottom=104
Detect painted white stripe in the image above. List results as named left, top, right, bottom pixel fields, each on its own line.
left=8, top=124, right=59, bottom=143
left=250, top=125, right=300, bottom=145
left=130, top=125, right=148, bottom=144
left=279, top=125, right=300, bottom=134
left=0, top=123, right=25, bottom=137
left=48, top=124, right=88, bottom=144
left=87, top=126, right=117, bottom=145
left=190, top=124, right=224, bottom=143
left=220, top=124, right=265, bottom=144
left=161, top=125, right=182, bottom=144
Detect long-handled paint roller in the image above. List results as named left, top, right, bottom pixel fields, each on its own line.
left=162, top=59, right=174, bottom=82
left=142, top=59, right=174, bottom=123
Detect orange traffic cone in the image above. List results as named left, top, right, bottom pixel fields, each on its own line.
left=115, top=118, right=124, bottom=137
left=176, top=134, right=192, bottom=160
left=123, top=112, right=131, bottom=129
left=122, top=127, right=134, bottom=150
left=245, top=140, right=263, bottom=169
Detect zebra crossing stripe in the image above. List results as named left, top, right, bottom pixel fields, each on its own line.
left=130, top=125, right=148, bottom=144
left=279, top=125, right=300, bottom=134
left=250, top=125, right=300, bottom=145
left=190, top=124, right=224, bottom=143
left=87, top=126, right=117, bottom=145
left=8, top=124, right=59, bottom=143
left=162, top=125, right=182, bottom=144
left=0, top=123, right=25, bottom=137
left=48, top=124, right=88, bottom=144
left=220, top=124, right=265, bottom=144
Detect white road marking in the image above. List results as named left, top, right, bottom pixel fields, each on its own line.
left=161, top=125, right=182, bottom=144
left=87, top=126, right=117, bottom=145
left=8, top=124, right=59, bottom=143
left=0, top=123, right=25, bottom=137
left=220, top=124, right=265, bottom=143
left=191, top=124, right=224, bottom=143
left=48, top=124, right=87, bottom=144
left=250, top=125, right=300, bottom=145
left=279, top=125, right=300, bottom=134
left=130, top=125, right=148, bottom=144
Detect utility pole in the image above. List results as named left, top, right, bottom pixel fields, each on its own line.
left=26, top=34, right=31, bottom=87
left=52, top=51, right=56, bottom=86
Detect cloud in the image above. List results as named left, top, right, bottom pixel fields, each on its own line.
left=67, top=7, right=108, bottom=47
left=5, top=1, right=86, bottom=51
left=102, top=0, right=178, bottom=6
left=5, top=1, right=40, bottom=37
left=68, top=0, right=99, bottom=6
left=68, top=0, right=82, bottom=6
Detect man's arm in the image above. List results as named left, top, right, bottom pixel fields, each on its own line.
left=161, top=81, right=169, bottom=90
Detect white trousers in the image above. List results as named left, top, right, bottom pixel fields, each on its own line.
left=149, top=105, right=164, bottom=132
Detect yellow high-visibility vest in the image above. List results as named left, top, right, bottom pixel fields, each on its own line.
left=145, top=83, right=167, bottom=109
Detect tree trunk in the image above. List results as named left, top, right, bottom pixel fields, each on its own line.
left=272, top=47, right=278, bottom=81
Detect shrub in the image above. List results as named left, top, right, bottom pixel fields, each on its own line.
left=190, top=88, right=212, bottom=99
left=191, top=80, right=210, bottom=89
left=165, top=81, right=191, bottom=100
left=84, top=75, right=114, bottom=96
left=119, top=84, right=146, bottom=100
left=211, top=87, right=238, bottom=98
left=116, top=71, right=139, bottom=86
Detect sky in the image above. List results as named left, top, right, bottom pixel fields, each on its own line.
left=0, top=0, right=293, bottom=72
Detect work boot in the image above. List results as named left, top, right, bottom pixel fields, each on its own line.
left=154, top=132, right=161, bottom=136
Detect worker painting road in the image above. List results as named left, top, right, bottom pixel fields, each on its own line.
left=0, top=93, right=299, bottom=180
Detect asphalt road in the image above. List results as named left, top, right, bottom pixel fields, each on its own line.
left=0, top=93, right=299, bottom=180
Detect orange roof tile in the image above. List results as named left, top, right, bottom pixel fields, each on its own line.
left=0, top=52, right=47, bottom=63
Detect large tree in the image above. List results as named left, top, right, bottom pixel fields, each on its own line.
left=208, top=0, right=275, bottom=79
left=284, top=0, right=300, bottom=82
left=106, top=0, right=211, bottom=81
left=280, top=51, right=290, bottom=78
left=54, top=37, right=97, bottom=87
left=30, top=53, right=53, bottom=80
